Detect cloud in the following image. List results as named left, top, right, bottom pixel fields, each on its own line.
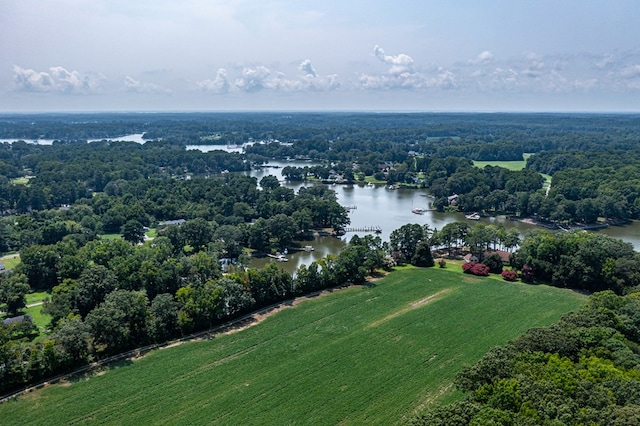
left=299, top=59, right=317, bottom=78
left=619, top=64, right=640, bottom=79
left=229, top=61, right=339, bottom=92
left=469, top=51, right=494, bottom=65
left=197, top=68, right=231, bottom=93
left=234, top=66, right=272, bottom=92
left=124, top=76, right=172, bottom=94
left=373, top=45, right=414, bottom=74
left=12, top=65, right=104, bottom=94
left=360, top=45, right=457, bottom=90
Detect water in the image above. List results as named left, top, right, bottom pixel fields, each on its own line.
left=242, top=160, right=640, bottom=272
left=0, top=134, right=147, bottom=145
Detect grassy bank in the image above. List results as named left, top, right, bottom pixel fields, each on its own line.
left=2, top=267, right=587, bottom=424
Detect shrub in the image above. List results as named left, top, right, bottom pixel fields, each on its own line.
left=462, top=261, right=475, bottom=274
left=462, top=262, right=490, bottom=276
left=483, top=254, right=504, bottom=274
left=437, top=258, right=447, bottom=268
left=501, top=270, right=518, bottom=282
left=471, top=263, right=490, bottom=276
left=520, top=265, right=534, bottom=283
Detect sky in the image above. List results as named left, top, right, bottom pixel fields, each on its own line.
left=1, top=0, right=640, bottom=112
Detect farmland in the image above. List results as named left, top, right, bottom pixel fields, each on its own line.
left=2, top=267, right=587, bottom=425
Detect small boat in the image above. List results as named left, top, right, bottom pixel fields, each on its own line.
left=366, top=182, right=375, bottom=188
left=386, top=184, right=399, bottom=190
left=465, top=213, right=481, bottom=220
left=412, top=208, right=425, bottom=214
left=303, top=245, right=314, bottom=252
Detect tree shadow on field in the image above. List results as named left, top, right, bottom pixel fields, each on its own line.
left=66, top=359, right=134, bottom=384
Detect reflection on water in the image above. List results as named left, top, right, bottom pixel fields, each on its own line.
left=244, top=160, right=640, bottom=271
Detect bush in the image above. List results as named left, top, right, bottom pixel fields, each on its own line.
left=462, top=262, right=490, bottom=276
left=471, top=263, right=490, bottom=276
left=462, top=261, right=475, bottom=274
left=520, top=265, right=534, bottom=283
left=437, top=258, right=447, bottom=268
left=501, top=270, right=518, bottom=282
left=483, top=254, right=504, bottom=274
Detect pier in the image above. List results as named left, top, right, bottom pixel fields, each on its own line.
left=344, top=226, right=382, bottom=233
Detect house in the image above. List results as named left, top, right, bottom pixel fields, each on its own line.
left=158, top=219, right=186, bottom=226
left=2, top=314, right=32, bottom=326
left=463, top=253, right=479, bottom=263
left=448, top=194, right=459, bottom=206
left=484, top=250, right=511, bottom=264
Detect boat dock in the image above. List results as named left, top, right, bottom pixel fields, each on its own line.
left=344, top=226, right=382, bottom=233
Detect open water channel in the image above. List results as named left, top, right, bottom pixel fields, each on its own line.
left=239, top=159, right=640, bottom=273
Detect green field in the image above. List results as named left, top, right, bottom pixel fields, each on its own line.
left=1, top=268, right=587, bottom=424
left=473, top=159, right=527, bottom=171
left=0, top=254, right=20, bottom=270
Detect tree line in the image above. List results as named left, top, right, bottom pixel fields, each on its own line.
left=414, top=291, right=640, bottom=425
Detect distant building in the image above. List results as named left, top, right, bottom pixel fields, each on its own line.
left=2, top=314, right=32, bottom=326
left=448, top=194, right=459, bottom=206
left=158, top=219, right=186, bottom=226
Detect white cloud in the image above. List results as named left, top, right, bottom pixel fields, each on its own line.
left=234, top=66, right=272, bottom=92
left=428, top=68, right=458, bottom=89
left=299, top=59, right=317, bottom=78
left=373, top=45, right=414, bottom=75
left=469, top=51, right=494, bottom=65
left=124, top=76, right=172, bottom=94
left=360, top=45, right=458, bottom=90
left=12, top=65, right=104, bottom=94
left=225, top=61, right=339, bottom=92
left=619, top=64, right=640, bottom=79
left=197, top=68, right=231, bottom=93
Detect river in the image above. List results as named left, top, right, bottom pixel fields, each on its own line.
left=241, top=159, right=640, bottom=272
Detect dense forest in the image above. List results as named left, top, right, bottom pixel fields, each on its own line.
left=415, top=291, right=640, bottom=425
left=2, top=112, right=640, bottom=410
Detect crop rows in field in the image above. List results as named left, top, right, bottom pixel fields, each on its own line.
left=2, top=267, right=587, bottom=425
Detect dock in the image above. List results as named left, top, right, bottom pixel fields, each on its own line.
left=344, top=226, right=382, bottom=233
left=267, top=254, right=288, bottom=262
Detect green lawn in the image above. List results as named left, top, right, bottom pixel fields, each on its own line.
left=98, top=233, right=123, bottom=240
left=473, top=159, right=527, bottom=171
left=25, top=291, right=48, bottom=306
left=9, top=177, right=30, bottom=185
left=1, top=267, right=587, bottom=424
left=23, top=305, right=51, bottom=334
left=0, top=254, right=21, bottom=270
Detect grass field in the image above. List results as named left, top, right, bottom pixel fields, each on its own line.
left=473, top=159, right=527, bottom=171
left=1, top=267, right=587, bottom=424
left=0, top=254, right=20, bottom=270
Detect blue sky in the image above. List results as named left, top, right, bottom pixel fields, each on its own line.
left=1, top=0, right=640, bottom=112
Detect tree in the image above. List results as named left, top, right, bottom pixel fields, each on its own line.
left=390, top=223, right=425, bottom=264
left=51, top=314, right=91, bottom=364
left=0, top=272, right=30, bottom=316
left=121, top=219, right=145, bottom=244
left=217, top=277, right=255, bottom=318
left=482, top=253, right=504, bottom=274
left=412, top=240, right=435, bottom=267
left=73, top=264, right=118, bottom=318
left=180, top=218, right=213, bottom=252
left=148, top=293, right=179, bottom=343
left=85, top=290, right=149, bottom=355
left=260, top=175, right=280, bottom=190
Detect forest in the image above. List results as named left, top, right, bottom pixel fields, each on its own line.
left=2, top=112, right=640, bottom=414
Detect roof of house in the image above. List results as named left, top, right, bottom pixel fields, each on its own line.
left=2, top=314, right=32, bottom=326
left=485, top=250, right=511, bottom=263
left=158, top=219, right=186, bottom=226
